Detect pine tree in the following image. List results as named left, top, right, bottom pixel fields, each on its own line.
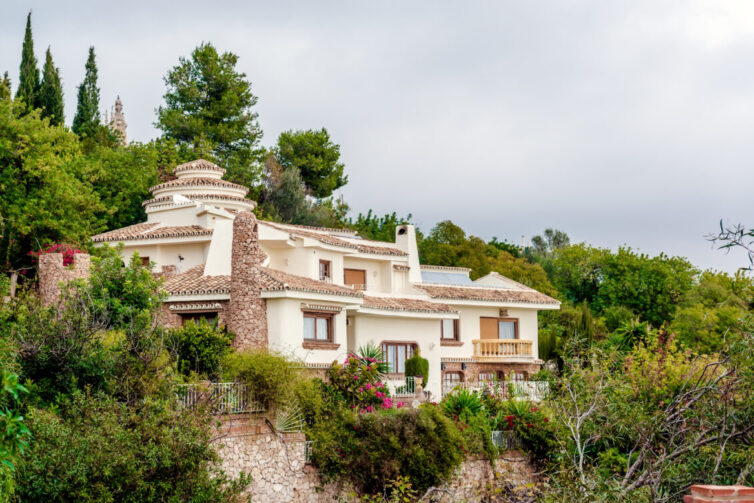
left=0, top=72, right=11, bottom=101
left=38, top=47, right=65, bottom=126
left=16, top=12, right=40, bottom=110
left=72, top=46, right=101, bottom=137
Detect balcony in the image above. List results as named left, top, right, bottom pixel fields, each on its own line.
left=471, top=339, right=533, bottom=361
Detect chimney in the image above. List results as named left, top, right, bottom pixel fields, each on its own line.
left=38, top=253, right=91, bottom=306
left=227, top=211, right=268, bottom=349
left=395, top=224, right=421, bottom=284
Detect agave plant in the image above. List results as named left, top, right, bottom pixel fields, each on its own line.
left=357, top=344, right=390, bottom=376
left=442, top=389, right=484, bottom=417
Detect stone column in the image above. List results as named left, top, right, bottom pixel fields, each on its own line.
left=227, top=211, right=268, bottom=350
left=38, top=253, right=91, bottom=306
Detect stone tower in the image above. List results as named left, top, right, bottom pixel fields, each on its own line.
left=108, top=96, right=127, bottom=145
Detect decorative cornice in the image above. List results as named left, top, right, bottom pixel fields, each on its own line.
left=168, top=302, right=223, bottom=311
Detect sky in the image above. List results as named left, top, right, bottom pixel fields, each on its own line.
left=1, top=1, right=753, bottom=272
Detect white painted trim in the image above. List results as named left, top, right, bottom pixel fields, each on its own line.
left=166, top=293, right=230, bottom=302
left=261, top=290, right=364, bottom=305
left=356, top=307, right=460, bottom=319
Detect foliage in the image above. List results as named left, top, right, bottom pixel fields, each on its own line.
left=359, top=476, right=419, bottom=503
left=0, top=72, right=11, bottom=101
left=14, top=392, right=249, bottom=502
left=496, top=400, right=556, bottom=461
left=221, top=350, right=299, bottom=411
left=327, top=353, right=392, bottom=410
left=530, top=228, right=570, bottom=257
left=86, top=247, right=165, bottom=329
left=16, top=12, right=39, bottom=112
left=309, top=406, right=464, bottom=495
left=275, top=128, right=347, bottom=198
left=168, top=319, right=233, bottom=378
left=404, top=354, right=428, bottom=383
left=442, top=389, right=483, bottom=417
left=72, top=47, right=102, bottom=138
left=156, top=42, right=263, bottom=189
left=348, top=210, right=417, bottom=243
left=0, top=371, right=30, bottom=501
left=38, top=48, right=64, bottom=126
left=0, top=99, right=103, bottom=276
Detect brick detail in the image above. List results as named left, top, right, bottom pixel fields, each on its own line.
left=684, top=485, right=754, bottom=503
left=37, top=253, right=91, bottom=306
left=227, top=211, right=268, bottom=350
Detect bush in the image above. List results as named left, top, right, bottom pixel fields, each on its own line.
left=222, top=350, right=299, bottom=411
left=169, top=319, right=233, bottom=378
left=496, top=400, right=556, bottom=462
left=404, top=353, right=428, bottom=383
left=14, top=392, right=249, bottom=502
left=309, top=406, right=464, bottom=495
left=327, top=353, right=391, bottom=410
left=442, top=389, right=483, bottom=418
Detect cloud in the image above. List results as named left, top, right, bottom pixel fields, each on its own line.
left=1, top=0, right=752, bottom=272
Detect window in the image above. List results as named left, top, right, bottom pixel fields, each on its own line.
left=344, top=268, right=367, bottom=290
left=443, top=372, right=462, bottom=392
left=478, top=371, right=497, bottom=383
left=180, top=312, right=218, bottom=326
left=319, top=260, right=331, bottom=281
left=140, top=256, right=150, bottom=266
left=303, top=311, right=333, bottom=342
left=381, top=342, right=415, bottom=374
left=480, top=317, right=519, bottom=339
left=441, top=319, right=459, bottom=340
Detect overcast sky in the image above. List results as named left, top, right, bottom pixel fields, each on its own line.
left=2, top=1, right=753, bottom=272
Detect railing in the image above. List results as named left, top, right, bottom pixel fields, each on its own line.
left=442, top=380, right=549, bottom=401
left=175, top=382, right=264, bottom=414
left=304, top=440, right=314, bottom=464
left=386, top=376, right=417, bottom=398
left=472, top=339, right=533, bottom=359
left=346, top=283, right=367, bottom=291
left=491, top=430, right=523, bottom=450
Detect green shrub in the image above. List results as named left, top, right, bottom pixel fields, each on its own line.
left=309, top=406, right=464, bottom=495
left=14, top=392, right=249, bottom=502
left=404, top=354, right=428, bottom=383
left=496, top=400, right=557, bottom=462
left=222, top=350, right=299, bottom=411
left=327, top=353, right=391, bottom=410
left=169, top=319, right=233, bottom=378
left=442, top=389, right=483, bottom=418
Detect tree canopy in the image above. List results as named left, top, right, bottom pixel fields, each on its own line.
left=38, top=47, right=64, bottom=126
left=156, top=42, right=263, bottom=189
left=15, top=12, right=39, bottom=111
left=72, top=47, right=101, bottom=138
left=275, top=128, right=347, bottom=198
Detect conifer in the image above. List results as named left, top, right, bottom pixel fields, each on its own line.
left=39, top=47, right=65, bottom=126
left=0, top=72, right=11, bottom=101
left=72, top=46, right=101, bottom=137
left=16, top=12, right=40, bottom=110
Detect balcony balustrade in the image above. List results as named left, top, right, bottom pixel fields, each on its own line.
left=471, top=339, right=533, bottom=360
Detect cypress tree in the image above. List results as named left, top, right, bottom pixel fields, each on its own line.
left=0, top=72, right=11, bottom=101
left=72, top=46, right=101, bottom=137
left=16, top=12, right=40, bottom=110
left=38, top=47, right=65, bottom=126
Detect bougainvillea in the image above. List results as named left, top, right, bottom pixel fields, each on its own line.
left=327, top=353, right=396, bottom=410
left=29, top=243, right=82, bottom=266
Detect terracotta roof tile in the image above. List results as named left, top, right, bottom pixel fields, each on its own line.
left=262, top=221, right=406, bottom=257
left=92, top=224, right=212, bottom=243
left=362, top=296, right=457, bottom=314
left=415, top=284, right=560, bottom=305
left=258, top=267, right=363, bottom=298
left=91, top=222, right=160, bottom=242
left=150, top=177, right=249, bottom=194
left=173, top=159, right=225, bottom=174
left=163, top=264, right=231, bottom=296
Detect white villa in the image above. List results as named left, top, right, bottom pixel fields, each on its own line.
left=90, top=159, right=560, bottom=398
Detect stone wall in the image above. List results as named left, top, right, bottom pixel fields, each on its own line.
left=684, top=485, right=754, bottom=503
left=227, top=211, right=268, bottom=350
left=37, top=252, right=91, bottom=306
left=216, top=417, right=537, bottom=503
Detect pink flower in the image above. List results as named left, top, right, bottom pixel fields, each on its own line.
left=366, top=405, right=374, bottom=412
left=365, top=383, right=373, bottom=390
left=397, top=401, right=406, bottom=409
left=353, top=375, right=359, bottom=380
left=381, top=398, right=393, bottom=409
left=358, top=387, right=364, bottom=393
left=375, top=391, right=385, bottom=399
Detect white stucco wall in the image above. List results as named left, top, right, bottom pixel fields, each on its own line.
left=441, top=305, right=539, bottom=361
left=342, top=258, right=391, bottom=293
left=115, top=242, right=208, bottom=272
left=265, top=298, right=350, bottom=365
left=348, top=314, right=443, bottom=398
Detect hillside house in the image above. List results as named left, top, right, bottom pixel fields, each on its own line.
left=90, top=159, right=560, bottom=397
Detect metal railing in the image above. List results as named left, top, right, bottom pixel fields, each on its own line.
left=175, top=382, right=264, bottom=414
left=472, top=339, right=533, bottom=359
left=387, top=376, right=417, bottom=398
left=442, top=380, right=549, bottom=401
left=304, top=440, right=314, bottom=464
left=491, top=430, right=523, bottom=450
